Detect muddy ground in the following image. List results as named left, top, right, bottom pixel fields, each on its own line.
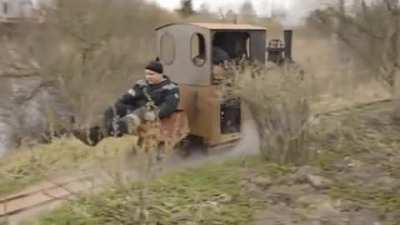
left=250, top=101, right=400, bottom=225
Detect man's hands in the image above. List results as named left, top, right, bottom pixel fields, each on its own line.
left=144, top=111, right=157, bottom=121
left=118, top=108, right=158, bottom=136
left=124, top=114, right=141, bottom=125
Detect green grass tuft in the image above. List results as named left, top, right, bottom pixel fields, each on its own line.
left=32, top=156, right=286, bottom=225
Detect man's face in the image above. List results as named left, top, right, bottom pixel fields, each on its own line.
left=145, top=69, right=163, bottom=84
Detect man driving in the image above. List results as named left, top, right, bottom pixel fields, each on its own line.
left=74, top=59, right=180, bottom=146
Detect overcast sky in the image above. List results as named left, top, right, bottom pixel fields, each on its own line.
left=149, top=0, right=325, bottom=26
left=32, top=0, right=327, bottom=27
left=150, top=0, right=291, bottom=15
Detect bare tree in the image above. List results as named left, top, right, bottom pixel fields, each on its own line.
left=309, top=0, right=400, bottom=118
left=226, top=10, right=238, bottom=23
left=239, top=1, right=257, bottom=23
left=0, top=0, right=174, bottom=144
left=177, top=0, right=195, bottom=18
left=199, top=3, right=211, bottom=16
left=32, top=0, right=173, bottom=126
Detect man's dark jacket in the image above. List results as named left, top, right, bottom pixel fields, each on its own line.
left=116, top=76, right=180, bottom=118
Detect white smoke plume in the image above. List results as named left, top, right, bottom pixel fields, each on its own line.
left=278, top=0, right=331, bottom=27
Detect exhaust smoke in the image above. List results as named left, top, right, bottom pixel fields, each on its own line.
left=278, top=0, right=330, bottom=28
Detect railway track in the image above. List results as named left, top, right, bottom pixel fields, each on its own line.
left=0, top=176, right=94, bottom=218
left=315, top=99, right=393, bottom=117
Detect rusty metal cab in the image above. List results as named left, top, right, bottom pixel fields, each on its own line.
left=156, top=23, right=267, bottom=147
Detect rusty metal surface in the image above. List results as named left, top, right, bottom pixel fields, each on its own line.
left=156, top=23, right=266, bottom=31
left=160, top=111, right=190, bottom=152
left=207, top=133, right=241, bottom=147
left=179, top=84, right=240, bottom=146
left=180, top=85, right=219, bottom=141
left=137, top=111, right=189, bottom=154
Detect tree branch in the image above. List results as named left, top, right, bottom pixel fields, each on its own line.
left=13, top=80, right=57, bottom=105
left=331, top=9, right=385, bottom=40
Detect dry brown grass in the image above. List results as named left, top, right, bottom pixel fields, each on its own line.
left=305, top=1, right=400, bottom=118
left=293, top=27, right=390, bottom=112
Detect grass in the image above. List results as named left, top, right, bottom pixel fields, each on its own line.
left=309, top=101, right=400, bottom=223
left=4, top=95, right=400, bottom=225
left=0, top=136, right=138, bottom=197
left=309, top=101, right=399, bottom=170
left=26, top=156, right=290, bottom=225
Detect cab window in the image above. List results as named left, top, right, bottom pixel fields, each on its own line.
left=191, top=33, right=206, bottom=67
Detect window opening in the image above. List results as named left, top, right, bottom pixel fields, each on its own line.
left=191, top=33, right=206, bottom=67
left=3, top=2, right=8, bottom=15
left=212, top=32, right=251, bottom=64
left=221, top=98, right=241, bottom=134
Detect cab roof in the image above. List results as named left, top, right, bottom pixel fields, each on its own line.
left=156, top=22, right=267, bottom=31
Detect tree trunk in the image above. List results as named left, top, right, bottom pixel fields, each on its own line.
left=393, top=69, right=400, bottom=120
left=391, top=2, right=400, bottom=120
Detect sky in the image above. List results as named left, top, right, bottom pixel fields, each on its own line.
left=149, top=0, right=325, bottom=27
left=31, top=0, right=328, bottom=27
left=150, top=0, right=292, bottom=16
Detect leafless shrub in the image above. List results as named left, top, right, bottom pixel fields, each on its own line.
left=308, top=0, right=400, bottom=118
left=234, top=63, right=313, bottom=165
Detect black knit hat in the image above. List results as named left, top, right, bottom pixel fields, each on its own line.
left=145, top=60, right=163, bottom=74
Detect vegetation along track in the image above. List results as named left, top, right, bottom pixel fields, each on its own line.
left=0, top=98, right=394, bottom=222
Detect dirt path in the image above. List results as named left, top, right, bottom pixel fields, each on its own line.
left=250, top=100, right=400, bottom=225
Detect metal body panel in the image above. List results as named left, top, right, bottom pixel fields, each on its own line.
left=207, top=133, right=240, bottom=146
left=250, top=31, right=267, bottom=63
left=192, top=22, right=266, bottom=30
left=179, top=85, right=220, bottom=140
left=156, top=22, right=266, bottom=31
left=284, top=30, right=293, bottom=61
left=156, top=23, right=267, bottom=86
left=179, top=84, right=240, bottom=145
left=157, top=24, right=212, bottom=86
left=156, top=23, right=267, bottom=146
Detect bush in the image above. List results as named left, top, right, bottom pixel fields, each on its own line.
left=235, top=63, right=313, bottom=165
